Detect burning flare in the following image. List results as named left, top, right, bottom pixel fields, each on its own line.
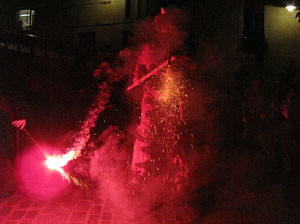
left=45, top=82, right=111, bottom=184
left=45, top=150, right=78, bottom=179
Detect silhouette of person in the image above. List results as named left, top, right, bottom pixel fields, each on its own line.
left=0, top=93, right=26, bottom=160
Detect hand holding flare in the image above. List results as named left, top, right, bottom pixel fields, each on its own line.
left=12, top=119, right=26, bottom=130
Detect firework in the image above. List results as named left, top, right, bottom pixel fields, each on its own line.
left=159, top=65, right=188, bottom=118
left=45, top=82, right=111, bottom=182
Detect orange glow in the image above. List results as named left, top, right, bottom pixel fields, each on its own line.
left=159, top=65, right=186, bottom=110
left=160, top=67, right=180, bottom=104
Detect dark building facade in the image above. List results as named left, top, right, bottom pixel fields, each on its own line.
left=0, top=0, right=162, bottom=63
left=0, top=0, right=299, bottom=78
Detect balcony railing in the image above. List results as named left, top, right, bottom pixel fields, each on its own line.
left=0, top=29, right=99, bottom=64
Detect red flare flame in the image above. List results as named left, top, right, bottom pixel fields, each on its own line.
left=45, top=150, right=79, bottom=180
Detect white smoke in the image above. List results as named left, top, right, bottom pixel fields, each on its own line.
left=66, top=82, right=111, bottom=158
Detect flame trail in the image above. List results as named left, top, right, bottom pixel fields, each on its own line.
left=45, top=82, right=111, bottom=182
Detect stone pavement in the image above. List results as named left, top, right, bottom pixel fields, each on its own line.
left=0, top=157, right=191, bottom=224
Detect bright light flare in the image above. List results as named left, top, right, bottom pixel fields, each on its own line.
left=286, top=5, right=296, bottom=12
left=17, top=145, right=69, bottom=198
left=45, top=150, right=78, bottom=179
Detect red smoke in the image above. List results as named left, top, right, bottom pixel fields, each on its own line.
left=16, top=145, right=68, bottom=199
left=118, top=7, right=190, bottom=88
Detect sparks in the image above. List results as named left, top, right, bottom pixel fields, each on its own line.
left=160, top=67, right=181, bottom=105
left=159, top=65, right=187, bottom=114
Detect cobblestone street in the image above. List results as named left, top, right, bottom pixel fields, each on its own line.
left=0, top=157, right=191, bottom=224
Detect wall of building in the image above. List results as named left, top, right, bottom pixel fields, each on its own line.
left=264, top=5, right=300, bottom=74
left=0, top=0, right=18, bottom=30
left=0, top=0, right=158, bottom=50
left=188, top=0, right=247, bottom=86
left=2, top=0, right=250, bottom=73
left=66, top=0, right=156, bottom=50
left=0, top=0, right=5, bottom=28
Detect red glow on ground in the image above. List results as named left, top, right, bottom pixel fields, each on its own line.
left=16, top=145, right=68, bottom=199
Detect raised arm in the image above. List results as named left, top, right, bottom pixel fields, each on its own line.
left=0, top=93, right=26, bottom=130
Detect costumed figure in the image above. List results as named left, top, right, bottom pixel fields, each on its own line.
left=128, top=7, right=193, bottom=191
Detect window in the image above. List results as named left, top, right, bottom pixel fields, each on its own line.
left=17, top=9, right=35, bottom=31
left=125, top=0, right=148, bottom=19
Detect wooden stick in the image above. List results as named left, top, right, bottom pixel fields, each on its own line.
left=127, top=56, right=175, bottom=91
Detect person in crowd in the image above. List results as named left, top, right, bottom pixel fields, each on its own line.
left=0, top=93, right=26, bottom=160
left=282, top=92, right=300, bottom=202
left=242, top=79, right=268, bottom=150
left=127, top=7, right=191, bottom=190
